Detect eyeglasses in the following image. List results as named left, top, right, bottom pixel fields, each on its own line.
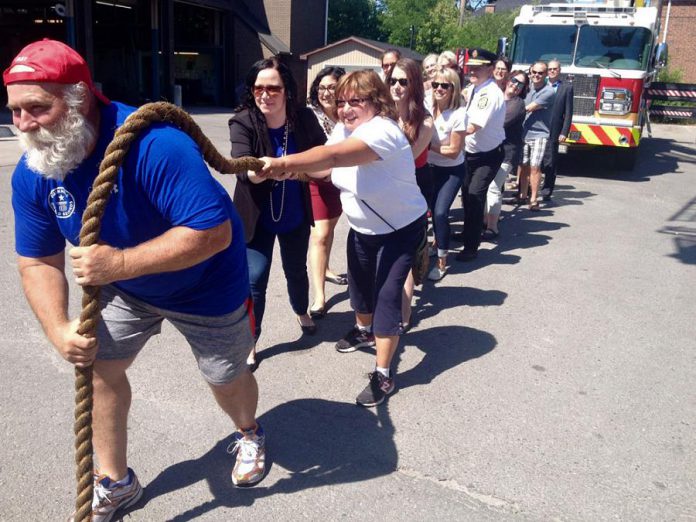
left=317, top=85, right=336, bottom=93
left=494, top=67, right=508, bottom=72
left=548, top=67, right=559, bottom=71
left=382, top=62, right=397, bottom=69
left=253, top=84, right=283, bottom=96
left=336, top=98, right=369, bottom=108
left=431, top=81, right=452, bottom=90
left=388, top=78, right=408, bottom=87
left=530, top=70, right=546, bottom=76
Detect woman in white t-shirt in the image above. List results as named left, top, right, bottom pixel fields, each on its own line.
left=427, top=66, right=468, bottom=281
left=259, top=70, right=427, bottom=408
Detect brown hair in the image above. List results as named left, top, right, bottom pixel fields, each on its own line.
left=386, top=58, right=427, bottom=145
left=335, top=69, right=398, bottom=122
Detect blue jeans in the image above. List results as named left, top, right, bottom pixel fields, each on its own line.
left=246, top=220, right=310, bottom=339
left=430, top=163, right=466, bottom=253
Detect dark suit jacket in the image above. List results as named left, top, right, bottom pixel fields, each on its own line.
left=228, top=107, right=326, bottom=242
left=543, top=81, right=574, bottom=169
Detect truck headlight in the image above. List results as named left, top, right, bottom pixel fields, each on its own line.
left=599, top=88, right=632, bottom=115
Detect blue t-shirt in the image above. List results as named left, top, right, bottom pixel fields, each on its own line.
left=258, top=125, right=305, bottom=234
left=12, top=102, right=250, bottom=316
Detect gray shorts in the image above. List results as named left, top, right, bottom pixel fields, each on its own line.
left=96, top=285, right=254, bottom=385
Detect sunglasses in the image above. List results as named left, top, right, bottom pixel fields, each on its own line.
left=253, top=84, right=283, bottom=96
left=431, top=81, right=452, bottom=90
left=317, top=85, right=336, bottom=93
left=336, top=97, right=369, bottom=108
left=530, top=70, right=546, bottom=76
left=510, top=78, right=524, bottom=87
left=388, top=78, right=408, bottom=87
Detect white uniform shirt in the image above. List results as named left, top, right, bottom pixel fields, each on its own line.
left=328, top=116, right=427, bottom=235
left=465, top=77, right=506, bottom=154
left=428, top=107, right=468, bottom=167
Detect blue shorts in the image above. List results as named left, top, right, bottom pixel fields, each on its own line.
left=96, top=285, right=254, bottom=385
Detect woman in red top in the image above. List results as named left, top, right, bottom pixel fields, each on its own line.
left=306, top=66, right=347, bottom=318
left=387, top=58, right=434, bottom=332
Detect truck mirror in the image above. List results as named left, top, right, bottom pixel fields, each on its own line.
left=655, top=42, right=668, bottom=69
left=497, top=37, right=508, bottom=57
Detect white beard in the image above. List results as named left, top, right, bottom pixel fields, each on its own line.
left=19, top=104, right=97, bottom=181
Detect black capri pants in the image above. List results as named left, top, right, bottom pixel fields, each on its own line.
left=347, top=214, right=427, bottom=337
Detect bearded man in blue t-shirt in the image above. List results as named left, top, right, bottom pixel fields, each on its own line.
left=4, top=39, right=266, bottom=520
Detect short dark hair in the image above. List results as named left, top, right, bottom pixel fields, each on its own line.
left=495, top=57, right=512, bottom=72
left=308, top=66, right=346, bottom=108
left=381, top=49, right=401, bottom=63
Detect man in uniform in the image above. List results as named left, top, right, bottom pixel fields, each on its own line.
left=541, top=59, right=574, bottom=201
left=4, top=39, right=266, bottom=521
left=455, top=48, right=506, bottom=262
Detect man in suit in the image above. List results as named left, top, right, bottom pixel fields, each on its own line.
left=541, top=59, right=573, bottom=201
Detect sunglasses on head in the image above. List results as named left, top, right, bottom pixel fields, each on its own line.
left=336, top=97, right=369, bottom=108
left=431, top=81, right=452, bottom=90
left=388, top=78, right=408, bottom=87
left=253, top=84, right=283, bottom=96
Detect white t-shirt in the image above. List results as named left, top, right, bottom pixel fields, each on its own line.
left=465, top=78, right=506, bottom=154
left=428, top=107, right=468, bottom=167
left=328, top=116, right=427, bottom=235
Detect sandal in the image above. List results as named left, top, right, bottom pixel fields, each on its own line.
left=529, top=201, right=540, bottom=212
left=326, top=273, right=348, bottom=286
left=309, top=303, right=326, bottom=319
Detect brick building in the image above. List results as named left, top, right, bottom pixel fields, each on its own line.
left=660, top=0, right=696, bottom=82
left=0, top=0, right=326, bottom=113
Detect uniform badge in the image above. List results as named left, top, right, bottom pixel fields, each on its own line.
left=477, top=95, right=489, bottom=110
left=471, top=49, right=478, bottom=58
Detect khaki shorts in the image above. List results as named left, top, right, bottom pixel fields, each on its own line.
left=96, top=285, right=254, bottom=385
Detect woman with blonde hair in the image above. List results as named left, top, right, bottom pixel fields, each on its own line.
left=426, top=66, right=467, bottom=281
left=259, top=70, right=427, bottom=407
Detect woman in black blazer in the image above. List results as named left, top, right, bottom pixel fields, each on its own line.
left=229, top=56, right=326, bottom=369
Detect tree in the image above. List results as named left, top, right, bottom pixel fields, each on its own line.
left=445, top=9, right=519, bottom=53
left=379, top=0, right=441, bottom=48
left=413, top=0, right=459, bottom=54
left=328, top=0, right=385, bottom=43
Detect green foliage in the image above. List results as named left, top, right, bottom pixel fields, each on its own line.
left=379, top=0, right=440, bottom=48
left=446, top=9, right=519, bottom=53
left=328, top=0, right=385, bottom=43
left=656, top=67, right=684, bottom=83
left=413, top=1, right=460, bottom=54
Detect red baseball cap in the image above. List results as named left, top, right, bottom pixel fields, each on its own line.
left=3, top=38, right=109, bottom=104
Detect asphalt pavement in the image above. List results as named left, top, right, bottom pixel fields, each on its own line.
left=0, top=113, right=694, bottom=521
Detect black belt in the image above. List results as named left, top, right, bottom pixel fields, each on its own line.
left=465, top=144, right=503, bottom=158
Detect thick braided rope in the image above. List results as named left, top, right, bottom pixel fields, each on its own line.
left=72, top=102, right=263, bottom=521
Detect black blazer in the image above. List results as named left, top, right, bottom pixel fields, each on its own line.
left=228, top=107, right=327, bottom=242
left=549, top=82, right=574, bottom=140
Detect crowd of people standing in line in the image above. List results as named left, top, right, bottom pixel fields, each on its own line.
left=3, top=37, right=575, bottom=520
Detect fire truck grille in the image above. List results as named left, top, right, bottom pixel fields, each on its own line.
left=567, top=74, right=599, bottom=117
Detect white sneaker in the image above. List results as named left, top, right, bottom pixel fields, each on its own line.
left=427, top=266, right=447, bottom=281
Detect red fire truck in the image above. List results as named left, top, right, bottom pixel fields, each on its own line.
left=506, top=0, right=667, bottom=169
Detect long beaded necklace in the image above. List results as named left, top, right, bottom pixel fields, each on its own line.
left=269, top=120, right=289, bottom=223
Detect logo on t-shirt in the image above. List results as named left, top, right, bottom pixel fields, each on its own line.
left=48, top=187, right=76, bottom=219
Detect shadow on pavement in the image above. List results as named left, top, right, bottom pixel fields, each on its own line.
left=558, top=135, right=695, bottom=182
left=395, top=325, right=497, bottom=390
left=662, top=194, right=696, bottom=265
left=143, top=398, right=397, bottom=520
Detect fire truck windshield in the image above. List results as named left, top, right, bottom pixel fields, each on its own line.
left=511, top=25, right=577, bottom=65
left=512, top=24, right=653, bottom=71
left=575, top=26, right=653, bottom=70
